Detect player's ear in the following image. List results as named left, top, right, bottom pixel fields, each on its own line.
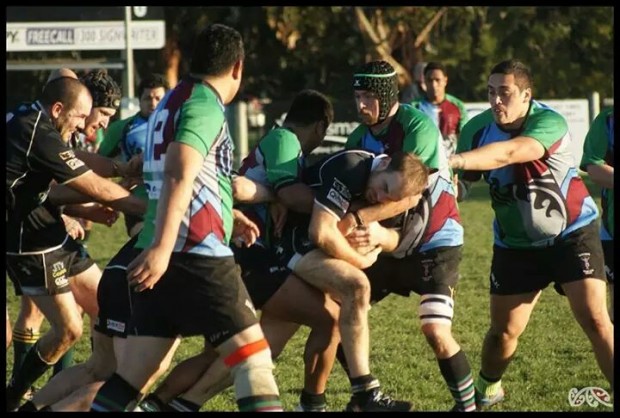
left=378, top=156, right=391, bottom=170
left=232, top=60, right=243, bottom=80
left=50, top=101, right=64, bottom=119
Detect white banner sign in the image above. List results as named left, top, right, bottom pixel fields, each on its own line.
left=6, top=20, right=165, bottom=51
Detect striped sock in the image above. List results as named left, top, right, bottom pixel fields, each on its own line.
left=11, top=328, right=40, bottom=379
left=8, top=341, right=54, bottom=400
left=224, top=339, right=283, bottom=412
left=438, top=350, right=476, bottom=412
left=350, top=374, right=381, bottom=397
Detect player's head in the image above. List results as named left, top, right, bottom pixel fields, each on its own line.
left=353, top=60, right=399, bottom=125
left=488, top=59, right=532, bottom=127
left=137, top=73, right=169, bottom=119
left=423, top=62, right=449, bottom=102
left=41, top=77, right=92, bottom=142
left=284, top=89, right=334, bottom=154
left=190, top=24, right=245, bottom=104
left=45, top=68, right=78, bottom=87
left=79, top=69, right=122, bottom=137
left=366, top=151, right=428, bottom=205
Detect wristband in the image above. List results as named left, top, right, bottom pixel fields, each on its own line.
left=352, top=210, right=365, bottom=228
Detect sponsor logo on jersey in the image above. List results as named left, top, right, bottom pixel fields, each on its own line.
left=58, top=150, right=75, bottom=160
left=331, top=178, right=351, bottom=199
left=327, top=189, right=349, bottom=213
left=65, top=158, right=85, bottom=170
left=327, top=178, right=351, bottom=213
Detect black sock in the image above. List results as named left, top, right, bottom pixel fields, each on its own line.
left=8, top=341, right=53, bottom=400
left=17, top=401, right=38, bottom=412
left=90, top=373, right=139, bottom=412
left=300, top=389, right=326, bottom=411
left=335, top=343, right=351, bottom=377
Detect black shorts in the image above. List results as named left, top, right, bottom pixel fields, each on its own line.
left=94, top=237, right=140, bottom=338
left=233, top=244, right=290, bottom=310
left=364, top=246, right=462, bottom=304
left=272, top=220, right=316, bottom=270
left=6, top=237, right=95, bottom=296
left=602, top=240, right=614, bottom=285
left=127, top=253, right=259, bottom=346
left=491, top=222, right=606, bottom=296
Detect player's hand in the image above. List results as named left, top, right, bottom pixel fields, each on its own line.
left=338, top=213, right=357, bottom=237
left=346, top=221, right=383, bottom=249
left=358, top=245, right=382, bottom=269
left=127, top=246, right=171, bottom=292
left=119, top=153, right=143, bottom=178
left=269, top=202, right=288, bottom=238
left=62, top=215, right=85, bottom=240
left=232, top=209, right=260, bottom=247
left=81, top=204, right=119, bottom=226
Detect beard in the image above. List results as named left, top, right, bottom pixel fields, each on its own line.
left=359, top=112, right=377, bottom=125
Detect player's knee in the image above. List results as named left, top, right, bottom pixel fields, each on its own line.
left=420, top=323, right=453, bottom=351
left=224, top=339, right=278, bottom=395
left=576, top=310, right=613, bottom=337
left=488, top=322, right=523, bottom=343
left=341, top=274, right=370, bottom=306
left=55, top=319, right=83, bottom=347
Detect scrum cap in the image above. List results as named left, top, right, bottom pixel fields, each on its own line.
left=353, top=60, right=399, bottom=122
left=80, top=69, right=122, bottom=110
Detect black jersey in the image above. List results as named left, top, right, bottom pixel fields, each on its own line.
left=6, top=101, right=91, bottom=253
left=305, top=149, right=378, bottom=220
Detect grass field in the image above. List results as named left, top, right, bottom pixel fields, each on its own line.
left=5, top=178, right=613, bottom=412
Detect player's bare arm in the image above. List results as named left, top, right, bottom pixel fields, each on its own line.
left=127, top=141, right=203, bottom=292
left=232, top=175, right=275, bottom=203
left=309, top=205, right=381, bottom=270
left=65, top=170, right=146, bottom=217
left=449, top=136, right=545, bottom=171
left=340, top=193, right=423, bottom=236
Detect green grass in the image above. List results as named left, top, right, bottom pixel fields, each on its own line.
left=5, top=178, right=613, bottom=412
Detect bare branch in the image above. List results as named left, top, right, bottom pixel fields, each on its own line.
left=413, top=7, right=448, bottom=48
